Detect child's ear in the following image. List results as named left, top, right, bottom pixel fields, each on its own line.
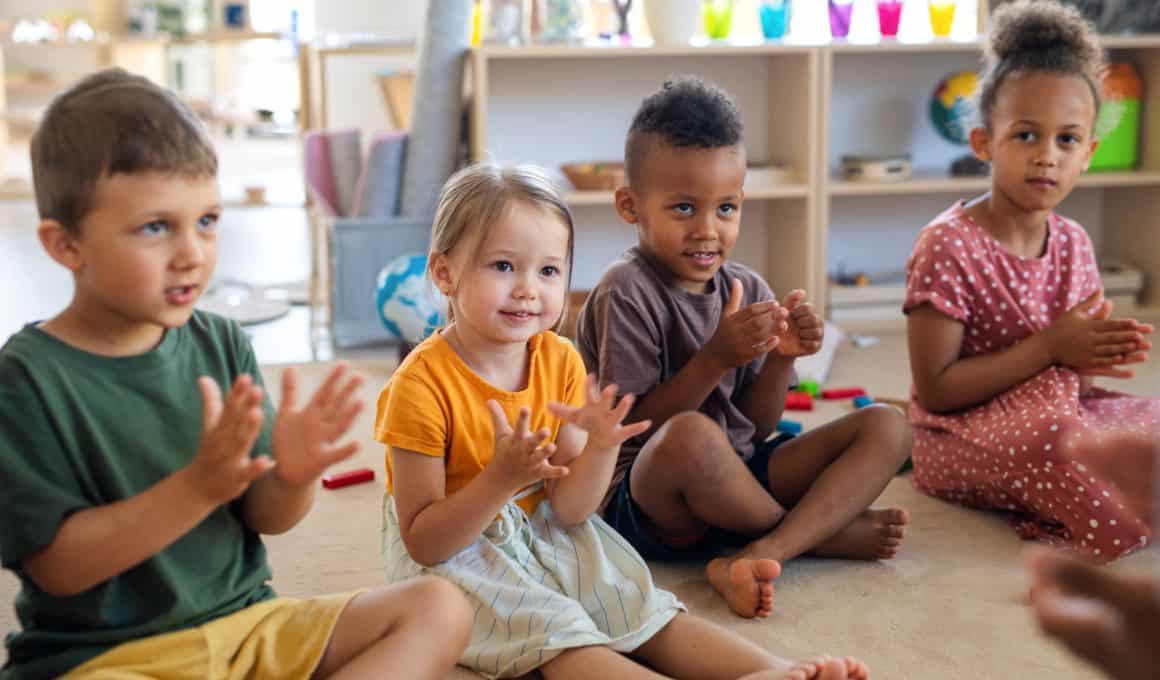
left=968, top=127, right=992, bottom=162
left=1083, top=138, right=1100, bottom=172
left=428, top=252, right=456, bottom=297
left=614, top=186, right=639, bottom=225
left=38, top=220, right=83, bottom=272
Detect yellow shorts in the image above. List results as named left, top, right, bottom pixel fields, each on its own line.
left=63, top=592, right=360, bottom=679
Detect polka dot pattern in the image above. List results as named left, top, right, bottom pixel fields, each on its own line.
left=902, top=203, right=1157, bottom=563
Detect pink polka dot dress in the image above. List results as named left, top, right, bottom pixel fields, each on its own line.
left=903, top=202, right=1157, bottom=562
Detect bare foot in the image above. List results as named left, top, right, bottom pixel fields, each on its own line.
left=706, top=556, right=781, bottom=618
left=742, top=657, right=870, bottom=680
left=810, top=508, right=908, bottom=560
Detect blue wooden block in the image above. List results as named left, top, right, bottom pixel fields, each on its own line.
left=854, top=395, right=874, bottom=409
left=776, top=419, right=803, bottom=435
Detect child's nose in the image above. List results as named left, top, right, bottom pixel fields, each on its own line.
left=173, top=232, right=208, bottom=268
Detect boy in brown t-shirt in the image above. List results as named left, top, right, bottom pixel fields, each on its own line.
left=576, top=76, right=913, bottom=620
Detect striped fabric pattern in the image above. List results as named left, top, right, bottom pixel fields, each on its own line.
left=382, top=494, right=683, bottom=679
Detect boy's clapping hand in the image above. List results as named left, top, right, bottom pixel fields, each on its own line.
left=271, top=364, right=365, bottom=487
left=774, top=290, right=824, bottom=358
left=705, top=279, right=788, bottom=370
left=187, top=375, right=274, bottom=504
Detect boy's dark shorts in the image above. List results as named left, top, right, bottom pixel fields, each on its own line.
left=602, top=433, right=795, bottom=562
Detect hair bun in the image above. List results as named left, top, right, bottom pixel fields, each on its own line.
left=986, top=0, right=1102, bottom=73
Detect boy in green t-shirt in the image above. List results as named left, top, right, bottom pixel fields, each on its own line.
left=0, top=68, right=471, bottom=680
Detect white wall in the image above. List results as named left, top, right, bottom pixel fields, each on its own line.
left=313, top=0, right=428, bottom=38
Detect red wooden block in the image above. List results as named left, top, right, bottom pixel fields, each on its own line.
left=822, top=387, right=867, bottom=400
left=322, top=467, right=375, bottom=489
left=785, top=392, right=814, bottom=411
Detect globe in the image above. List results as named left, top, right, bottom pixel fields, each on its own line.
left=930, top=70, right=979, bottom=145
left=376, top=253, right=445, bottom=345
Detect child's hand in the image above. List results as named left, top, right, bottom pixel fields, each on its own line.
left=1048, top=291, right=1152, bottom=377
left=548, top=376, right=652, bottom=450
left=774, top=290, right=823, bottom=357
left=186, top=375, right=274, bottom=504
left=705, top=279, right=789, bottom=370
left=270, top=365, right=364, bottom=487
left=486, top=402, right=569, bottom=492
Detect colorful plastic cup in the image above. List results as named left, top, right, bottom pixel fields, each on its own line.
left=759, top=0, right=790, bottom=40
left=929, top=0, right=956, bottom=37
left=877, top=0, right=903, bottom=37
left=828, top=0, right=854, bottom=39
left=703, top=0, right=734, bottom=40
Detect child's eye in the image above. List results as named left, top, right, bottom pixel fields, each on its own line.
left=139, top=220, right=169, bottom=236
left=491, top=261, right=514, bottom=272
left=540, top=265, right=560, bottom=277
left=198, top=213, right=220, bottom=231
left=1058, top=134, right=1080, bottom=146
left=1015, top=131, right=1036, bottom=142
left=718, top=203, right=738, bottom=217
left=671, top=203, right=694, bottom=216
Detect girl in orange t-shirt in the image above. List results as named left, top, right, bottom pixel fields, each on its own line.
left=375, top=163, right=867, bottom=680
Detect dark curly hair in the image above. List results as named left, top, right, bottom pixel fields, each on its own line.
left=624, top=75, right=743, bottom=185
left=978, top=0, right=1104, bottom=129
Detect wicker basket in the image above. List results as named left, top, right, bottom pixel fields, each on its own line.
left=561, top=161, right=625, bottom=191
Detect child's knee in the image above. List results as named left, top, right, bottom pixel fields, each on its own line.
left=405, top=576, right=472, bottom=639
left=859, top=404, right=912, bottom=459
left=648, top=412, right=730, bottom=477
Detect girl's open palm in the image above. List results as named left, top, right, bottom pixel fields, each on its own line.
left=271, top=364, right=365, bottom=486
left=486, top=402, right=569, bottom=491
left=548, top=376, right=651, bottom=450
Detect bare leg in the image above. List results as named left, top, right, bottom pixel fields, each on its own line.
left=630, top=413, right=785, bottom=618
left=628, top=612, right=871, bottom=679
left=737, top=405, right=912, bottom=565
left=541, top=646, right=668, bottom=680
left=1029, top=547, right=1160, bottom=680
left=313, top=576, right=472, bottom=680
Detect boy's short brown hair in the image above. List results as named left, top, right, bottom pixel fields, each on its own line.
left=31, top=68, right=218, bottom=233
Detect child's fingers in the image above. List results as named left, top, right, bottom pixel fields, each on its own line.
left=1090, top=341, right=1139, bottom=357
left=617, top=419, right=652, bottom=441
left=241, top=455, right=276, bottom=483
left=547, top=401, right=580, bottom=422
left=1135, top=321, right=1155, bottom=334
left=322, top=441, right=360, bottom=467
left=327, top=372, right=366, bottom=418
left=513, top=407, right=532, bottom=438
left=199, top=376, right=224, bottom=432
left=486, top=400, right=514, bottom=436
left=1093, top=318, right=1144, bottom=333
left=1083, top=366, right=1134, bottom=379
left=530, top=442, right=557, bottom=465
left=327, top=399, right=365, bottom=441
left=782, top=289, right=807, bottom=310
left=611, top=393, right=636, bottom=421
left=600, top=383, right=617, bottom=409
left=536, top=461, right=570, bottom=479
left=280, top=367, right=298, bottom=413
left=308, top=363, right=349, bottom=411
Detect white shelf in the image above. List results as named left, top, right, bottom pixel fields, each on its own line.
left=828, top=169, right=1160, bottom=197
left=565, top=181, right=809, bottom=207
left=476, top=40, right=814, bottom=60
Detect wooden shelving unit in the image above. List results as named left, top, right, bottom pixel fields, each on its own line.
left=470, top=41, right=822, bottom=299
left=465, top=34, right=1160, bottom=323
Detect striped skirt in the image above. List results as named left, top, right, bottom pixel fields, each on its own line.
left=381, top=494, right=684, bottom=678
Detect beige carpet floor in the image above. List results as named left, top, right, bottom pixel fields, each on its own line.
left=3, top=329, right=1159, bottom=679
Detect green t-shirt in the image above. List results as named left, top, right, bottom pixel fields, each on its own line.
left=0, top=311, right=277, bottom=680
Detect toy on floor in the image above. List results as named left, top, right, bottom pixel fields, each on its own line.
left=822, top=387, right=866, bottom=400
left=795, top=379, right=820, bottom=396
left=785, top=392, right=813, bottom=411
left=776, top=419, right=803, bottom=435
left=853, top=395, right=874, bottom=409
left=322, top=468, right=375, bottom=489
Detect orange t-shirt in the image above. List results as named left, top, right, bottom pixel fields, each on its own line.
left=374, top=331, right=587, bottom=516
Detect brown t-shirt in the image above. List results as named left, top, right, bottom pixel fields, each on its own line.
left=576, top=246, right=779, bottom=508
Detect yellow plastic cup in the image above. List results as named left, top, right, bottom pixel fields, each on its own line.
left=929, top=0, right=956, bottom=37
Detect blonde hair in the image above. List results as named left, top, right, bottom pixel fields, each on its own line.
left=430, top=163, right=575, bottom=331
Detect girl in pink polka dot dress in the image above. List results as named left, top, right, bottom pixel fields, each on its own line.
left=903, top=0, right=1158, bottom=563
